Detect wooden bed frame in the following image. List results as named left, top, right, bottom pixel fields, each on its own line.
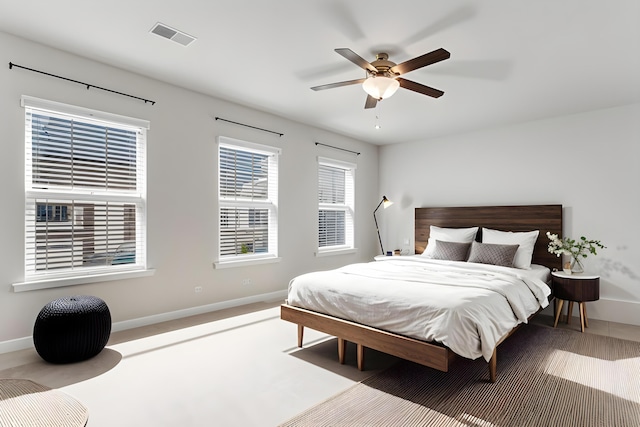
left=281, top=204, right=562, bottom=382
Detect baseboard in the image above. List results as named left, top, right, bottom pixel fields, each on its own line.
left=110, top=289, right=287, bottom=332
left=541, top=297, right=640, bottom=326
left=0, top=289, right=287, bottom=355
left=584, top=298, right=640, bottom=326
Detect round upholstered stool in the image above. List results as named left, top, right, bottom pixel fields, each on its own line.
left=33, top=295, right=111, bottom=364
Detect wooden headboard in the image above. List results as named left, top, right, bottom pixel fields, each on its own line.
left=415, top=205, right=563, bottom=271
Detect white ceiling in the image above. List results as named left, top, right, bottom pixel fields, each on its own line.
left=1, top=1, right=638, bottom=145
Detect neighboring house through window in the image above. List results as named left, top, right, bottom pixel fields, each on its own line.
left=216, top=136, right=280, bottom=266
left=36, top=204, right=69, bottom=222
left=317, top=157, right=355, bottom=254
left=19, top=96, right=149, bottom=289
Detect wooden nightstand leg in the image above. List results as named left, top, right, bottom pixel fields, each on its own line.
left=554, top=300, right=564, bottom=328
left=578, top=302, right=588, bottom=332
left=567, top=301, right=574, bottom=324
left=583, top=303, right=589, bottom=328
left=338, top=338, right=346, bottom=364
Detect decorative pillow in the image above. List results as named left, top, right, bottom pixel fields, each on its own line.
left=481, top=228, right=539, bottom=269
left=422, top=226, right=479, bottom=258
left=467, top=241, right=519, bottom=267
left=431, top=240, right=472, bottom=261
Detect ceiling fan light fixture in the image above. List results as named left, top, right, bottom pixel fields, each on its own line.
left=362, top=76, right=400, bottom=100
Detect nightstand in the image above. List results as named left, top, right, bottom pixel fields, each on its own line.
left=552, top=271, right=600, bottom=332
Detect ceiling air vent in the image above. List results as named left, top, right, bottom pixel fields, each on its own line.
left=150, top=22, right=196, bottom=47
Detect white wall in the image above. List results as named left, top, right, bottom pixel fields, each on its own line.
left=379, top=103, right=640, bottom=326
left=0, top=31, right=380, bottom=346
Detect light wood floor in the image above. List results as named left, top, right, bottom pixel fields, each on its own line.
left=0, top=301, right=638, bottom=426
left=531, top=313, right=640, bottom=342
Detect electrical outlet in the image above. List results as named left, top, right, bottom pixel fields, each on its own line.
left=241, top=278, right=252, bottom=286
left=194, top=286, right=203, bottom=293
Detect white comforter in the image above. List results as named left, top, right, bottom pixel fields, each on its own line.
left=287, top=256, right=551, bottom=361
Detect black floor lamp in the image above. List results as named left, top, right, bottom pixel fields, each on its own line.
left=373, top=196, right=393, bottom=255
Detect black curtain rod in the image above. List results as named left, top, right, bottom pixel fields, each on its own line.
left=214, top=117, right=283, bottom=137
left=9, top=62, right=156, bottom=105
left=315, top=142, right=360, bottom=156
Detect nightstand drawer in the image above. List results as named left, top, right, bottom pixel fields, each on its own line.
left=553, top=276, right=599, bottom=302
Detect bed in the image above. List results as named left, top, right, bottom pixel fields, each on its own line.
left=281, top=204, right=562, bottom=382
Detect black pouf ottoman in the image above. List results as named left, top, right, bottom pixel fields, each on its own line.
left=33, top=295, right=111, bottom=364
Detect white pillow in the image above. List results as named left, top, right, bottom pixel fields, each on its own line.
left=481, top=228, right=539, bottom=269
left=422, top=226, right=479, bottom=258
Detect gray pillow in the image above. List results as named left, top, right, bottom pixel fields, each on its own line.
left=431, top=240, right=471, bottom=261
left=467, top=241, right=519, bottom=267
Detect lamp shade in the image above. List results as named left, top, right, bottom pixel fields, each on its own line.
left=362, top=76, right=400, bottom=100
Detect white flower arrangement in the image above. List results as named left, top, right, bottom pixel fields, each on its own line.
left=546, top=232, right=606, bottom=272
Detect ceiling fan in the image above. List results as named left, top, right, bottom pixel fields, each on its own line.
left=311, top=48, right=450, bottom=109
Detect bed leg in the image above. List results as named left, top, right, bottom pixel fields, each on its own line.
left=489, top=349, right=497, bottom=383
left=297, top=324, right=304, bottom=348
left=338, top=338, right=346, bottom=364
left=356, top=343, right=364, bottom=371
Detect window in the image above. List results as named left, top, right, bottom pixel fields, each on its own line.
left=318, top=157, right=355, bottom=253
left=217, top=136, right=279, bottom=265
left=36, top=204, right=69, bottom=222
left=21, top=96, right=149, bottom=285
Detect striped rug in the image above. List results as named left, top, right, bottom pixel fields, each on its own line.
left=0, top=379, right=88, bottom=426
left=280, top=324, right=640, bottom=427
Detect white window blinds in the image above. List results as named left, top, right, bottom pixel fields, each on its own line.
left=318, top=157, right=355, bottom=252
left=22, top=96, right=148, bottom=280
left=218, top=137, right=279, bottom=262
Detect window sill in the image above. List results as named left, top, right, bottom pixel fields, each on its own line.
left=12, top=268, right=156, bottom=292
left=315, top=248, right=357, bottom=257
left=214, top=256, right=281, bottom=269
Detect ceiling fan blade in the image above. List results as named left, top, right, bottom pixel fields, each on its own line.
left=397, top=78, right=444, bottom=98
left=364, top=95, right=377, bottom=109
left=311, top=78, right=366, bottom=91
left=335, top=48, right=377, bottom=73
left=390, top=48, right=450, bottom=75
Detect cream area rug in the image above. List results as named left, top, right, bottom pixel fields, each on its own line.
left=0, top=378, right=88, bottom=426
left=280, top=324, right=640, bottom=427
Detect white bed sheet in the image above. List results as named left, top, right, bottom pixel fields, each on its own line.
left=287, top=256, right=551, bottom=362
